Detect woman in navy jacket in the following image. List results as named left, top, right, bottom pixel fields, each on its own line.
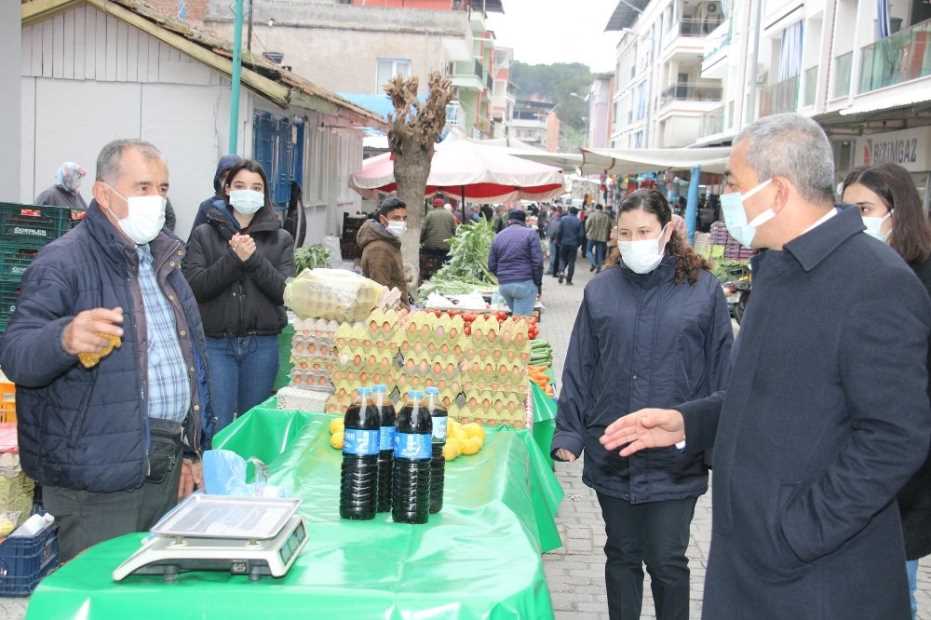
left=552, top=189, right=733, bottom=620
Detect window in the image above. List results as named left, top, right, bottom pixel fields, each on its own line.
left=376, top=58, right=412, bottom=91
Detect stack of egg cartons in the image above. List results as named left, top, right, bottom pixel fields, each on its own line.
left=277, top=318, right=339, bottom=413
left=326, top=308, right=405, bottom=414
left=452, top=315, right=530, bottom=428
left=396, top=311, right=464, bottom=412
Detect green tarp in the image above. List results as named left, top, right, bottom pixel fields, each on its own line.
left=26, top=396, right=564, bottom=620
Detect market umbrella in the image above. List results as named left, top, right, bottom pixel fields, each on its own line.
left=350, top=133, right=566, bottom=220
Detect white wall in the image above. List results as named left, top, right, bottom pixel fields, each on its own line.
left=1, top=3, right=21, bottom=202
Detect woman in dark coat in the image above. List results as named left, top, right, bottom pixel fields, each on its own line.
left=183, top=160, right=295, bottom=434
left=552, top=190, right=733, bottom=620
left=843, top=162, right=931, bottom=620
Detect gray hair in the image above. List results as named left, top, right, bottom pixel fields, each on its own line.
left=95, top=139, right=162, bottom=183
left=735, top=113, right=835, bottom=204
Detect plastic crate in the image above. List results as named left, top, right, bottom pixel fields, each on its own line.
left=0, top=204, right=71, bottom=244
left=0, top=525, right=58, bottom=597
left=0, top=245, right=39, bottom=280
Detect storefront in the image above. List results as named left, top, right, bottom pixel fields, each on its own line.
left=850, top=126, right=931, bottom=211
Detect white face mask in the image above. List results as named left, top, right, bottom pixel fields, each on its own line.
left=229, top=189, right=264, bottom=215
left=863, top=212, right=892, bottom=242
left=386, top=221, right=407, bottom=237
left=105, top=186, right=166, bottom=245
left=619, top=225, right=668, bottom=274
left=720, top=178, right=775, bottom=248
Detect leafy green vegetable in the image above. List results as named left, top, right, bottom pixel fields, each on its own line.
left=419, top=218, right=498, bottom=301
left=294, top=245, right=331, bottom=274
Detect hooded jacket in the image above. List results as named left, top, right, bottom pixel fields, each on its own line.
left=189, top=156, right=243, bottom=234
left=184, top=204, right=295, bottom=338
left=0, top=203, right=208, bottom=493
left=357, top=220, right=408, bottom=301
left=552, top=257, right=733, bottom=504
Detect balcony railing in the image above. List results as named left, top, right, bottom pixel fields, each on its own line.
left=674, top=17, right=725, bottom=38
left=858, top=18, right=931, bottom=93
left=699, top=106, right=725, bottom=137
left=660, top=83, right=723, bottom=107
left=834, top=51, right=853, bottom=98
left=803, top=66, right=818, bottom=107
left=759, top=76, right=800, bottom=117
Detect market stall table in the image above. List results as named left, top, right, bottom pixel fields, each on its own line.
left=24, top=398, right=563, bottom=620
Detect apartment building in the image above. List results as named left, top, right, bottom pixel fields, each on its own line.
left=607, top=0, right=725, bottom=149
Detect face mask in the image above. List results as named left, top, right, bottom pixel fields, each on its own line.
left=229, top=189, right=264, bottom=215
left=720, top=178, right=775, bottom=248
left=619, top=226, right=667, bottom=274
left=386, top=221, right=407, bottom=237
left=863, top=212, right=892, bottom=242
left=105, top=186, right=166, bottom=245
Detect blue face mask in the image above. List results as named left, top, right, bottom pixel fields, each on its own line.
left=720, top=178, right=775, bottom=248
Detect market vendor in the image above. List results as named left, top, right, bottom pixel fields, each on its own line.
left=358, top=197, right=410, bottom=306
left=0, top=139, right=210, bottom=562
left=488, top=208, right=543, bottom=316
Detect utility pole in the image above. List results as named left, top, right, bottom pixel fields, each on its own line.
left=247, top=0, right=254, bottom=52
left=229, top=0, right=244, bottom=154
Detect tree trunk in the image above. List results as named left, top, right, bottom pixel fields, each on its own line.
left=393, top=146, right=430, bottom=285
left=385, top=72, right=453, bottom=291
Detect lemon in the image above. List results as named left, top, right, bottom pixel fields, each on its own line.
left=442, top=439, right=460, bottom=461
left=329, top=417, right=344, bottom=434
left=461, top=436, right=482, bottom=455
left=450, top=426, right=467, bottom=443
left=330, top=430, right=344, bottom=450
left=463, top=423, right=485, bottom=441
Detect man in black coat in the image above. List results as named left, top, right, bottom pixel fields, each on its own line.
left=601, top=113, right=931, bottom=619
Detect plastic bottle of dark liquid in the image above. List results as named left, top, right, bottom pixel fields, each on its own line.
left=340, top=387, right=380, bottom=520
left=373, top=384, right=396, bottom=513
left=392, top=390, right=432, bottom=524
left=425, top=386, right=447, bottom=514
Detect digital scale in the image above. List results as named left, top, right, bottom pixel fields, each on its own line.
left=113, top=495, right=308, bottom=582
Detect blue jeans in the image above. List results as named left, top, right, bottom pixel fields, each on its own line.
left=587, top=240, right=596, bottom=267
left=591, top=240, right=607, bottom=270
left=907, top=560, right=918, bottom=619
left=548, top=239, right=559, bottom=274
left=499, top=280, right=537, bottom=316
left=206, top=335, right=279, bottom=433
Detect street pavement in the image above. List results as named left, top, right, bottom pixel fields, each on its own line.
left=538, top=254, right=931, bottom=620
left=2, top=254, right=930, bottom=619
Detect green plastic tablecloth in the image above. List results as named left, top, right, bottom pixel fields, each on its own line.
left=26, top=404, right=564, bottom=620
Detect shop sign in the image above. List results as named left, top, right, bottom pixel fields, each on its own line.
left=855, top=126, right=931, bottom=173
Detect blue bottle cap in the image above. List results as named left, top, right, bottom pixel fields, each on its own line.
left=424, top=387, right=439, bottom=396
left=373, top=384, right=387, bottom=393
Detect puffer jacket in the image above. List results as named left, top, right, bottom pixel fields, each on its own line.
left=0, top=203, right=208, bottom=493
left=184, top=204, right=295, bottom=338
left=489, top=223, right=543, bottom=287
left=357, top=220, right=408, bottom=300
left=552, top=256, right=733, bottom=503
left=556, top=214, right=583, bottom=247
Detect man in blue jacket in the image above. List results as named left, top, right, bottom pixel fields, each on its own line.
left=0, top=139, right=209, bottom=562
left=488, top=209, right=543, bottom=315
left=601, top=114, right=931, bottom=619
left=555, top=206, right=583, bottom=285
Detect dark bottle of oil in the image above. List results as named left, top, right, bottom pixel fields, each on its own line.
left=340, top=387, right=380, bottom=520
left=425, top=386, right=447, bottom=514
left=373, top=384, right=396, bottom=513
left=392, top=390, right=432, bottom=524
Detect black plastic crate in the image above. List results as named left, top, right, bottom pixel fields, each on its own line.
left=0, top=279, right=21, bottom=331
left=0, top=203, right=71, bottom=244
left=0, top=525, right=59, bottom=597
left=0, top=245, right=39, bottom=280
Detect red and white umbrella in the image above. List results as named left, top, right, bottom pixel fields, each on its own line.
left=350, top=133, right=565, bottom=204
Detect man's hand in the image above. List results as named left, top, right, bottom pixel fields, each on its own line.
left=554, top=448, right=577, bottom=462
left=178, top=458, right=203, bottom=500
left=600, top=408, right=685, bottom=457
left=229, top=234, right=256, bottom=262
left=61, top=308, right=124, bottom=356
